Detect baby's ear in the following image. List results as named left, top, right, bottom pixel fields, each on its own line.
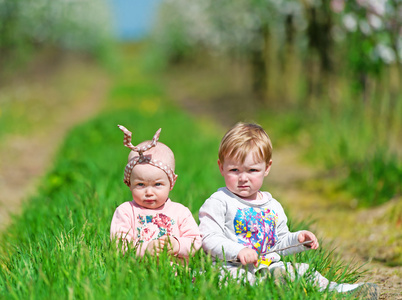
left=264, top=160, right=273, bottom=176
left=170, top=174, right=178, bottom=190
left=217, top=159, right=224, bottom=173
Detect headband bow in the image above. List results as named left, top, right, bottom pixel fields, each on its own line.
left=118, top=125, right=177, bottom=190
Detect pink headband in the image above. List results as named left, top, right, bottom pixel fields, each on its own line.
left=118, top=125, right=177, bottom=189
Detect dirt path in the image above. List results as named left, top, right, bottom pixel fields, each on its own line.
left=0, top=55, right=109, bottom=231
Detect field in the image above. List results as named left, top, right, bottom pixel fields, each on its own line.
left=0, top=44, right=401, bottom=299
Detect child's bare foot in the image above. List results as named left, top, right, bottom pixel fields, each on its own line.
left=271, top=268, right=287, bottom=286
left=345, top=283, right=379, bottom=300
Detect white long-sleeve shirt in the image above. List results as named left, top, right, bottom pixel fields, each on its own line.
left=199, top=187, right=305, bottom=265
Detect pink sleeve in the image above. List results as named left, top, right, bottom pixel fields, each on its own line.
left=110, top=203, right=135, bottom=242
left=175, top=208, right=202, bottom=258
left=110, top=203, right=149, bottom=256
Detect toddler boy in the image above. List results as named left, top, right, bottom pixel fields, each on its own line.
left=199, top=122, right=379, bottom=299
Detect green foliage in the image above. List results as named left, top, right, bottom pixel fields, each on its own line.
left=0, top=0, right=115, bottom=72
left=343, top=150, right=401, bottom=207
left=298, top=98, right=402, bottom=207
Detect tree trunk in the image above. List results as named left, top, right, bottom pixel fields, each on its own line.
left=305, top=3, right=333, bottom=99
left=250, top=24, right=270, bottom=104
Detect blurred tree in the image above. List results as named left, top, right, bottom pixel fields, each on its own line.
left=152, top=0, right=402, bottom=106
left=0, top=0, right=113, bottom=73
left=331, top=0, right=402, bottom=100
left=153, top=0, right=306, bottom=103
left=302, top=0, right=334, bottom=99
left=0, top=1, right=30, bottom=63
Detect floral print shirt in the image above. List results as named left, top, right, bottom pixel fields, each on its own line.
left=111, top=199, right=201, bottom=257
left=199, top=188, right=304, bottom=266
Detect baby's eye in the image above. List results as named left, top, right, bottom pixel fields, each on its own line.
left=136, top=183, right=145, bottom=187
left=250, top=169, right=258, bottom=172
left=155, top=183, right=162, bottom=186
left=230, top=168, right=239, bottom=172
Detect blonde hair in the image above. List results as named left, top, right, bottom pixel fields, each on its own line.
left=218, top=122, right=272, bottom=164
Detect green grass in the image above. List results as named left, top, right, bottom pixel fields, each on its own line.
left=300, top=100, right=402, bottom=207
left=255, top=99, right=401, bottom=208
left=0, top=44, right=365, bottom=299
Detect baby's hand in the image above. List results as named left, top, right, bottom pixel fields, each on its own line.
left=237, top=248, right=259, bottom=266
left=146, top=239, right=162, bottom=256
left=298, top=230, right=319, bottom=250
left=146, top=236, right=179, bottom=256
left=161, top=235, right=180, bottom=256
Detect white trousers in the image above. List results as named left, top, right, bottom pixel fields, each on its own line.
left=220, top=261, right=362, bottom=292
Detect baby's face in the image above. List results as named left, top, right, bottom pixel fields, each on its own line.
left=130, top=164, right=170, bottom=209
left=218, top=152, right=271, bottom=201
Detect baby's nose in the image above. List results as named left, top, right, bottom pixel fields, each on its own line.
left=239, top=173, right=247, bottom=181
left=145, top=187, right=154, bottom=195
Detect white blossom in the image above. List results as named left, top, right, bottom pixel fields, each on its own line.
left=343, top=14, right=357, bottom=32
left=375, top=44, right=396, bottom=64
left=367, top=13, right=382, bottom=30
left=356, top=0, right=386, bottom=16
